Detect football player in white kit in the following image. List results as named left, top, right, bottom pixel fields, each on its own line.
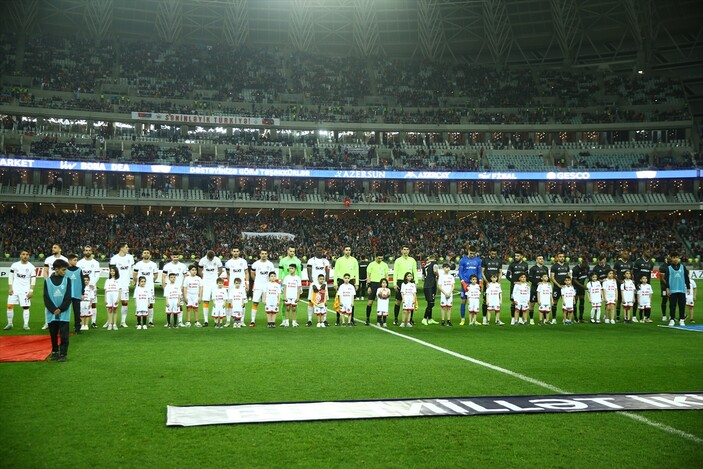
left=5, top=249, right=36, bottom=330
left=162, top=253, right=188, bottom=324
left=110, top=242, right=135, bottom=328
left=250, top=250, right=275, bottom=327
left=306, top=247, right=330, bottom=327
left=42, top=244, right=68, bottom=329
left=133, top=249, right=159, bottom=328
left=224, top=247, right=249, bottom=327
left=198, top=250, right=223, bottom=327
left=76, top=246, right=101, bottom=328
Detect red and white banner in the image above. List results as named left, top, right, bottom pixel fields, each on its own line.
left=131, top=112, right=280, bottom=126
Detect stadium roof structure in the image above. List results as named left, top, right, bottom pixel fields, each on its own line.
left=3, top=0, right=701, bottom=69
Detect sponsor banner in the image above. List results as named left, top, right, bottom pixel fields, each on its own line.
left=166, top=392, right=703, bottom=427
left=0, top=158, right=699, bottom=181
left=131, top=112, right=279, bottom=126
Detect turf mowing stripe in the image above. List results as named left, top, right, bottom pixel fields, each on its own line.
left=372, top=321, right=703, bottom=446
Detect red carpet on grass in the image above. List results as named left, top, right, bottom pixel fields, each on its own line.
left=0, top=335, right=52, bottom=362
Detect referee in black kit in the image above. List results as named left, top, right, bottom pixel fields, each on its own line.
left=422, top=254, right=439, bottom=325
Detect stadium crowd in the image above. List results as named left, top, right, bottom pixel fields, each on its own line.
left=0, top=211, right=692, bottom=265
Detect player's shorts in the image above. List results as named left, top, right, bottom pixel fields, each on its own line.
left=376, top=309, right=389, bottom=317
left=265, top=307, right=279, bottom=314
left=135, top=310, right=148, bottom=317
left=423, top=286, right=436, bottom=303
left=147, top=288, right=155, bottom=304
left=80, top=303, right=92, bottom=317
left=552, top=289, right=563, bottom=301
left=284, top=297, right=298, bottom=306
left=440, top=294, right=453, bottom=307
left=686, top=297, right=695, bottom=307
left=539, top=304, right=551, bottom=313
left=529, top=286, right=539, bottom=304
left=166, top=299, right=180, bottom=314
left=202, top=283, right=218, bottom=302
left=7, top=289, right=31, bottom=307
left=605, top=298, right=616, bottom=305
left=231, top=310, right=243, bottom=320
left=515, top=302, right=529, bottom=312
left=211, top=307, right=226, bottom=318
left=638, top=304, right=651, bottom=310
left=340, top=305, right=353, bottom=314
left=563, top=307, right=574, bottom=313
left=118, top=288, right=130, bottom=302
left=590, top=301, right=602, bottom=308
left=367, top=282, right=380, bottom=300
left=186, top=293, right=200, bottom=308
left=468, top=298, right=480, bottom=312
left=252, top=288, right=265, bottom=303
left=105, top=291, right=119, bottom=308
left=395, top=280, right=404, bottom=301
left=622, top=301, right=633, bottom=308
left=313, top=305, right=327, bottom=316
left=488, top=304, right=500, bottom=312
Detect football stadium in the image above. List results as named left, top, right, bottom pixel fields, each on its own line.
left=1, top=0, right=702, bottom=467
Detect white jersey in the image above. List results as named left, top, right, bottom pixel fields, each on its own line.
left=211, top=287, right=228, bottom=317
left=561, top=285, right=576, bottom=310
left=9, top=261, right=36, bottom=291
left=183, top=275, right=202, bottom=307
left=283, top=274, right=302, bottom=304
left=229, top=285, right=247, bottom=314
left=485, top=282, right=502, bottom=310
left=252, top=260, right=275, bottom=290
left=133, top=260, right=159, bottom=293
left=199, top=256, right=223, bottom=285
left=164, top=283, right=182, bottom=314
left=80, top=287, right=95, bottom=317
left=307, top=257, right=331, bottom=299
left=224, top=257, right=248, bottom=285
left=512, top=283, right=530, bottom=309
left=467, top=283, right=481, bottom=312
left=110, top=253, right=135, bottom=289
left=637, top=284, right=653, bottom=309
left=104, top=278, right=121, bottom=308
left=438, top=273, right=455, bottom=305
left=133, top=285, right=150, bottom=313
left=264, top=282, right=281, bottom=312
left=337, top=283, right=356, bottom=313
left=162, top=261, right=188, bottom=287
left=686, top=278, right=697, bottom=306
left=587, top=281, right=603, bottom=306
left=602, top=278, right=618, bottom=303
left=376, top=287, right=390, bottom=314
left=620, top=279, right=636, bottom=305
left=44, top=254, right=68, bottom=277
left=76, top=257, right=101, bottom=287
left=400, top=282, right=417, bottom=311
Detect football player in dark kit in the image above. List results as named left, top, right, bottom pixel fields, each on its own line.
left=658, top=255, right=670, bottom=322
left=613, top=250, right=634, bottom=322
left=506, top=250, right=529, bottom=322
left=421, top=254, right=439, bottom=325
left=550, top=251, right=571, bottom=325
left=632, top=250, right=654, bottom=321
left=571, top=256, right=591, bottom=323
left=528, top=255, right=549, bottom=324
left=592, top=254, right=611, bottom=281
left=481, top=248, right=503, bottom=325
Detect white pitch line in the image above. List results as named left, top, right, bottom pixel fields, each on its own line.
left=303, top=301, right=703, bottom=446
left=372, top=322, right=703, bottom=446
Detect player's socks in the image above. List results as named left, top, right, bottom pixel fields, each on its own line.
left=307, top=305, right=313, bottom=322
left=394, top=304, right=400, bottom=322
left=148, top=308, right=154, bottom=324
left=121, top=305, right=128, bottom=324
left=91, top=305, right=97, bottom=324
left=6, top=308, right=14, bottom=325
left=225, top=310, right=231, bottom=325
left=203, top=307, right=209, bottom=323
left=460, top=303, right=466, bottom=319
left=366, top=305, right=372, bottom=321
left=23, top=308, right=30, bottom=327
left=250, top=304, right=258, bottom=323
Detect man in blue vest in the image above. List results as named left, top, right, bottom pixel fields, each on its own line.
left=44, top=259, right=73, bottom=362
left=664, top=254, right=690, bottom=327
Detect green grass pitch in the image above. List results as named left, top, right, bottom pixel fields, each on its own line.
left=1, top=278, right=701, bottom=468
